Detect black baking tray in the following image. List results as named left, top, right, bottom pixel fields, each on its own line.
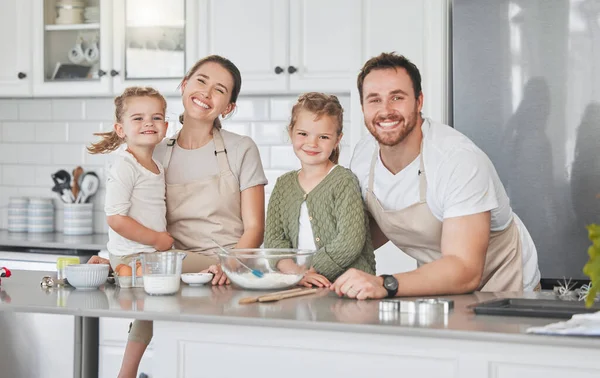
left=471, top=298, right=600, bottom=319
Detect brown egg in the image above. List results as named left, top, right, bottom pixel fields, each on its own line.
left=117, top=265, right=132, bottom=277
left=136, top=265, right=143, bottom=277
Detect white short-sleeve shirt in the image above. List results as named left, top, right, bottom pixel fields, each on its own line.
left=350, top=119, right=540, bottom=290
left=105, top=150, right=167, bottom=256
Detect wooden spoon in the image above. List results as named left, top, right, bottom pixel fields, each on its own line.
left=72, top=166, right=84, bottom=199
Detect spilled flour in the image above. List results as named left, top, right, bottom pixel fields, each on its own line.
left=231, top=272, right=301, bottom=289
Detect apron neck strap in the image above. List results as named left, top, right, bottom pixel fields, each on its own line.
left=162, top=128, right=231, bottom=175
left=367, top=137, right=428, bottom=205
left=211, top=128, right=230, bottom=175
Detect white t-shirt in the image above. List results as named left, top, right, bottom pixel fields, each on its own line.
left=105, top=150, right=167, bottom=256
left=350, top=118, right=540, bottom=290
left=297, top=165, right=338, bottom=251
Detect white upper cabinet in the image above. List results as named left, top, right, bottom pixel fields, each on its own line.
left=111, top=0, right=197, bottom=96
left=197, top=0, right=289, bottom=93
left=288, top=0, right=362, bottom=92
left=0, top=0, right=33, bottom=97
left=32, top=0, right=113, bottom=96
left=199, top=0, right=364, bottom=94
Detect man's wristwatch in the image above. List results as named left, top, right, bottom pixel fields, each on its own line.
left=380, top=274, right=399, bottom=298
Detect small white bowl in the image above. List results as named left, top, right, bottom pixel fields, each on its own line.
left=181, top=273, right=213, bottom=286
left=66, top=264, right=109, bottom=290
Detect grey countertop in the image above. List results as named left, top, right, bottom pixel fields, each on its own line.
left=0, top=270, right=599, bottom=348
left=0, top=230, right=108, bottom=251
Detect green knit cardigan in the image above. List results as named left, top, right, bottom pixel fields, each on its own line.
left=265, top=166, right=375, bottom=281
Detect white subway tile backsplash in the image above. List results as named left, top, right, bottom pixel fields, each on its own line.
left=252, top=122, right=289, bottom=145
left=2, top=165, right=36, bottom=187
left=269, top=97, right=298, bottom=121
left=270, top=146, right=301, bottom=170
left=84, top=99, right=114, bottom=121
left=18, top=144, right=53, bottom=164
left=2, top=122, right=35, bottom=142
left=94, top=210, right=108, bottom=233
left=222, top=122, right=250, bottom=137
left=257, top=146, right=270, bottom=169
left=35, top=122, right=67, bottom=143
left=231, top=98, right=269, bottom=121
left=18, top=100, right=52, bottom=121
left=52, top=99, right=85, bottom=120
left=68, top=122, right=103, bottom=143
left=52, top=144, right=84, bottom=165
left=0, top=143, right=19, bottom=164
left=0, top=101, right=19, bottom=121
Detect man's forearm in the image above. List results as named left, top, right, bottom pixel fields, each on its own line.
left=393, top=256, right=482, bottom=296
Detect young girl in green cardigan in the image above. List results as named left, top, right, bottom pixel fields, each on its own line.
left=265, top=92, right=375, bottom=288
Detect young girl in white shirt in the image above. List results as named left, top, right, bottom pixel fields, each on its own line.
left=88, top=86, right=173, bottom=276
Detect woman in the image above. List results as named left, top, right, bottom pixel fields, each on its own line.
left=92, top=55, right=267, bottom=378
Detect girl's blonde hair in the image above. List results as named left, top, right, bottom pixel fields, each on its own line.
left=87, top=87, right=167, bottom=154
left=288, top=92, right=344, bottom=164
left=178, top=55, right=242, bottom=129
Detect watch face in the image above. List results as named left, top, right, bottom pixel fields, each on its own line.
left=383, top=276, right=398, bottom=291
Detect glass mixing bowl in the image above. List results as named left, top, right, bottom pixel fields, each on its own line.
left=216, top=248, right=316, bottom=290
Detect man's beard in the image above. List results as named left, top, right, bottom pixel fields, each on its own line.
left=366, top=108, right=418, bottom=147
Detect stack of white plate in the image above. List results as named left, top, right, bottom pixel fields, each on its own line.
left=7, top=197, right=29, bottom=233
left=84, top=6, right=100, bottom=23
left=63, top=203, right=94, bottom=235
left=27, top=198, right=55, bottom=233
left=55, top=0, right=86, bottom=24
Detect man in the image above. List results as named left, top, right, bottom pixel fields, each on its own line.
left=331, top=52, right=540, bottom=300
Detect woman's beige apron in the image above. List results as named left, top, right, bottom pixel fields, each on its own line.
left=162, top=127, right=244, bottom=273
left=365, top=140, right=524, bottom=292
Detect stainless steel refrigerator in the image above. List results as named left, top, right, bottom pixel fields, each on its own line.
left=452, top=0, right=600, bottom=280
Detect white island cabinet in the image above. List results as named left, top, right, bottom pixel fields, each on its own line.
left=1, top=271, right=599, bottom=378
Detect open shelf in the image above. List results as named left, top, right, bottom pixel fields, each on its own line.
left=45, top=23, right=100, bottom=31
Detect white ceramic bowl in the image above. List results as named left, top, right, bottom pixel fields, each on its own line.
left=181, top=273, right=213, bottom=286
left=66, top=264, right=109, bottom=290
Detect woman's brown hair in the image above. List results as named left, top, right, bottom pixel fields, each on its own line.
left=178, top=55, right=242, bottom=129
left=288, top=92, right=344, bottom=164
left=87, top=86, right=167, bottom=154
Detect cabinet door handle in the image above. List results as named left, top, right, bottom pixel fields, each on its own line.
left=138, top=373, right=149, bottom=378
left=110, top=70, right=120, bottom=77
left=17, top=72, right=27, bottom=79
left=287, top=66, right=298, bottom=74
left=274, top=66, right=284, bottom=74
left=97, top=70, right=107, bottom=77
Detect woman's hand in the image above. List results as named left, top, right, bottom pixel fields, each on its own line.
left=202, top=264, right=230, bottom=286
left=299, top=268, right=331, bottom=288
left=153, top=231, right=174, bottom=251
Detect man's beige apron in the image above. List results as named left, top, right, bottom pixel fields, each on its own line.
left=162, top=127, right=244, bottom=273
left=365, top=139, right=524, bottom=292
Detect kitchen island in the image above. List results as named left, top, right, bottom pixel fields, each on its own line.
left=1, top=270, right=599, bottom=378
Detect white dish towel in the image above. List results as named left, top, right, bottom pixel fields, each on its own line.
left=527, top=311, right=600, bottom=336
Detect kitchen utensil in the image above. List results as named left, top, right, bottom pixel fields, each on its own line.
left=215, top=248, right=316, bottom=290
left=65, top=264, right=109, bottom=290
left=379, top=298, right=454, bottom=314
left=76, top=172, right=99, bottom=203
left=181, top=272, right=214, bottom=286
left=71, top=166, right=84, bottom=199
left=51, top=170, right=75, bottom=203
left=257, top=288, right=318, bottom=303
left=211, top=239, right=264, bottom=278
left=141, top=251, right=187, bottom=295
left=238, top=288, right=303, bottom=304
left=470, top=298, right=600, bottom=319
